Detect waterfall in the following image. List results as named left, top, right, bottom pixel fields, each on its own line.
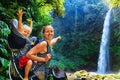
left=97, top=9, right=112, bottom=74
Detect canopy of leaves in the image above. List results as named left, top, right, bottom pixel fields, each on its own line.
left=102, top=0, right=120, bottom=9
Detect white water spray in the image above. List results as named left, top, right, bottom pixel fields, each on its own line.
left=97, top=9, right=112, bottom=74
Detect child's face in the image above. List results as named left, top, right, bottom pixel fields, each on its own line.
left=43, top=26, right=54, bottom=40
left=21, top=28, right=31, bottom=38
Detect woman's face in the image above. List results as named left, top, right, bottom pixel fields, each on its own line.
left=43, top=25, right=54, bottom=40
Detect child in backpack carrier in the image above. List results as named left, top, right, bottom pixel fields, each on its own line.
left=17, top=9, right=32, bottom=38
left=16, top=9, right=33, bottom=80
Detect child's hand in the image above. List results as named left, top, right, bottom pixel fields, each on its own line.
left=27, top=19, right=32, bottom=23
left=17, top=9, right=24, bottom=17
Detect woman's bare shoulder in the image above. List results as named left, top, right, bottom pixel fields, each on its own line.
left=37, top=40, right=47, bottom=47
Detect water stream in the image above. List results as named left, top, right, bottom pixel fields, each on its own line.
left=97, top=9, right=112, bottom=74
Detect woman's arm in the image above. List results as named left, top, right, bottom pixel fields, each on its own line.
left=26, top=41, right=51, bottom=62
left=50, top=36, right=61, bottom=46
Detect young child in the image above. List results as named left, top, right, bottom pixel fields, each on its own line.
left=17, top=9, right=32, bottom=38
left=16, top=9, right=33, bottom=80
left=8, top=10, right=32, bottom=49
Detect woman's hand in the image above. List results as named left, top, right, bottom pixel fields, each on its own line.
left=45, top=53, right=51, bottom=62
left=57, top=36, right=61, bottom=40
left=50, top=36, right=61, bottom=46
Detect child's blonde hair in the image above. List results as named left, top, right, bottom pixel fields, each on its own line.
left=23, top=25, right=32, bottom=34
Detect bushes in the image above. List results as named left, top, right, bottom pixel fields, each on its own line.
left=0, top=20, right=10, bottom=79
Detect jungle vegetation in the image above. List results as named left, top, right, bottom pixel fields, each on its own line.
left=1, top=0, right=120, bottom=79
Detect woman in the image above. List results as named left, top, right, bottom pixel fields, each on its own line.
left=25, top=25, right=61, bottom=80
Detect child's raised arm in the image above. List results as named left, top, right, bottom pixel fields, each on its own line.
left=17, top=9, right=24, bottom=33
left=27, top=19, right=33, bottom=29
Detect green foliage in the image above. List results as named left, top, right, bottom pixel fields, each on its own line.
left=52, top=0, right=65, bottom=17
left=109, top=0, right=120, bottom=8
left=49, top=74, right=54, bottom=80
left=39, top=4, right=53, bottom=16
left=50, top=54, right=66, bottom=69
left=102, top=0, right=120, bottom=9
left=0, top=0, right=65, bottom=36
left=0, top=1, right=21, bottom=23
left=0, top=57, right=9, bottom=68
left=0, top=75, right=9, bottom=80
left=0, top=20, right=10, bottom=53
left=0, top=21, right=10, bottom=79
left=53, top=31, right=100, bottom=70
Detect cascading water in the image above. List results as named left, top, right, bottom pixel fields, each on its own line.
left=97, top=9, right=112, bottom=74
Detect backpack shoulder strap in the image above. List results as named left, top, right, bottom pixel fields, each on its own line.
left=40, top=38, right=51, bottom=54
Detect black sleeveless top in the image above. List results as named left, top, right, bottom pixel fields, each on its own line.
left=37, top=38, right=51, bottom=58
left=34, top=38, right=52, bottom=73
